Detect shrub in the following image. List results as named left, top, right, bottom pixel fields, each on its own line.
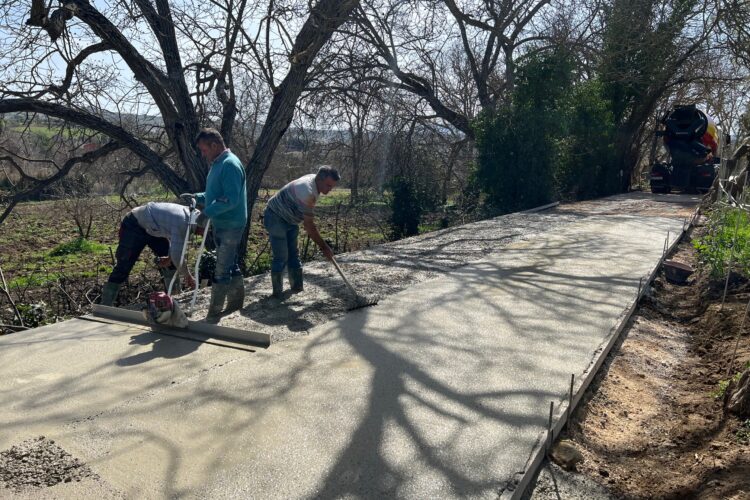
left=555, top=80, right=619, bottom=200
left=49, top=238, right=108, bottom=257
left=737, top=419, right=750, bottom=445
left=694, top=208, right=750, bottom=279
left=387, top=176, right=423, bottom=239
left=474, top=105, right=557, bottom=213
left=474, top=49, right=620, bottom=212
left=712, top=361, right=750, bottom=399
left=15, top=302, right=49, bottom=328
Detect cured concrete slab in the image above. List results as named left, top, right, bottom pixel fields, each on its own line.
left=0, top=195, right=694, bottom=498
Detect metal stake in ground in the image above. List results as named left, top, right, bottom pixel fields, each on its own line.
left=547, top=401, right=554, bottom=452
left=568, top=374, right=575, bottom=424
left=721, top=206, right=743, bottom=310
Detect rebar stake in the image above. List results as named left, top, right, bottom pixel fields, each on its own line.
left=726, top=295, right=750, bottom=379
left=721, top=253, right=734, bottom=311
left=637, top=277, right=643, bottom=299
left=547, top=401, right=554, bottom=452
left=568, top=374, right=575, bottom=423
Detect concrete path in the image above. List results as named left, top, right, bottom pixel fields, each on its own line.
left=0, top=194, right=695, bottom=498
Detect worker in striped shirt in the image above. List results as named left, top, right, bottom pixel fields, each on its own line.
left=263, top=166, right=339, bottom=298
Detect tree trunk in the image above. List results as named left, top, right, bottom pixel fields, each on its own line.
left=239, top=0, right=361, bottom=268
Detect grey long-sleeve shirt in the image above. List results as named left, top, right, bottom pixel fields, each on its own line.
left=131, top=202, right=193, bottom=276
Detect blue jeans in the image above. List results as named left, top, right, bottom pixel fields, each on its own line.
left=109, top=213, right=171, bottom=284
left=213, top=226, right=243, bottom=284
left=263, top=209, right=300, bottom=273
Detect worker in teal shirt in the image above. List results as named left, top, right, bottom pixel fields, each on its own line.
left=182, top=128, right=247, bottom=319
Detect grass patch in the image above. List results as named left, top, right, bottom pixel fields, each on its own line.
left=316, top=189, right=351, bottom=207
left=247, top=251, right=272, bottom=275
left=694, top=207, right=750, bottom=279
left=418, top=223, right=441, bottom=234
left=9, top=274, right=58, bottom=288
left=49, top=238, right=109, bottom=257
left=712, top=361, right=750, bottom=399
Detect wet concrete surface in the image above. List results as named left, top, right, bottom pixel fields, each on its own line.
left=0, top=193, right=698, bottom=498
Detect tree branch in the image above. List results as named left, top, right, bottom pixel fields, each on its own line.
left=0, top=141, right=121, bottom=226
left=0, top=98, right=187, bottom=193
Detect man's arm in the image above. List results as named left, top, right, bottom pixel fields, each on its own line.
left=302, top=214, right=333, bottom=260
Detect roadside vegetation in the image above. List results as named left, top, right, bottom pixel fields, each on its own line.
left=694, top=207, right=750, bottom=279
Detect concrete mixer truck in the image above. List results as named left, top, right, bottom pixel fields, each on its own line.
left=649, top=104, right=721, bottom=194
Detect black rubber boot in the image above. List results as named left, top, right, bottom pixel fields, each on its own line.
left=271, top=272, right=284, bottom=299
left=100, top=282, right=121, bottom=306
left=207, top=283, right=228, bottom=318
left=225, top=275, right=245, bottom=312
left=288, top=267, right=303, bottom=293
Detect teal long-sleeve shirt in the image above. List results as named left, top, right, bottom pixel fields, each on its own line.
left=195, top=150, right=248, bottom=230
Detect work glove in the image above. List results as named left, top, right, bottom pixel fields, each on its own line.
left=179, top=193, right=195, bottom=206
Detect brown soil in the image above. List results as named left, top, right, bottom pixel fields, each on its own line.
left=560, top=222, right=750, bottom=499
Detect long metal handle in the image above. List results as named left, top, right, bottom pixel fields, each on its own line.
left=331, top=257, right=358, bottom=297
left=168, top=213, right=193, bottom=296
left=168, top=204, right=198, bottom=296
left=188, top=218, right=211, bottom=314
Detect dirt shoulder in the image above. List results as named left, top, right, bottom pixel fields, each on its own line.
left=529, top=220, right=750, bottom=499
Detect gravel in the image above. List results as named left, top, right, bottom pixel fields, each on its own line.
left=178, top=193, right=697, bottom=343
left=0, top=436, right=98, bottom=491
left=180, top=211, right=577, bottom=342
left=523, top=460, right=615, bottom=500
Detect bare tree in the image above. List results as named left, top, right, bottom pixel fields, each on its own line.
left=345, top=0, right=598, bottom=139
left=243, top=0, right=361, bottom=229
left=1, top=0, right=360, bottom=232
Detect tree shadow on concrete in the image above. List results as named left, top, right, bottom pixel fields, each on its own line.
left=115, top=331, right=202, bottom=366
left=0, top=199, right=691, bottom=497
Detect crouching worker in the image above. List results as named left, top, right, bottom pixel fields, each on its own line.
left=181, top=128, right=248, bottom=318
left=263, top=166, right=339, bottom=298
left=100, top=202, right=207, bottom=306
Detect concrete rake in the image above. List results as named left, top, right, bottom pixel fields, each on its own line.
left=330, top=257, right=378, bottom=310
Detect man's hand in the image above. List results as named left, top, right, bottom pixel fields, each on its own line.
left=320, top=243, right=334, bottom=261
left=179, top=193, right=195, bottom=206
left=184, top=274, right=196, bottom=289
left=157, top=256, right=172, bottom=268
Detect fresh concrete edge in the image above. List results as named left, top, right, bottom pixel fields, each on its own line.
left=500, top=216, right=690, bottom=500
left=521, top=201, right=560, bottom=213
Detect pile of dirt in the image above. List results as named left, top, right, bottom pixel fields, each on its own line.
left=532, top=223, right=750, bottom=499
left=0, top=437, right=98, bottom=491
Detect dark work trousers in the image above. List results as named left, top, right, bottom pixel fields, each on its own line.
left=107, top=213, right=171, bottom=284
